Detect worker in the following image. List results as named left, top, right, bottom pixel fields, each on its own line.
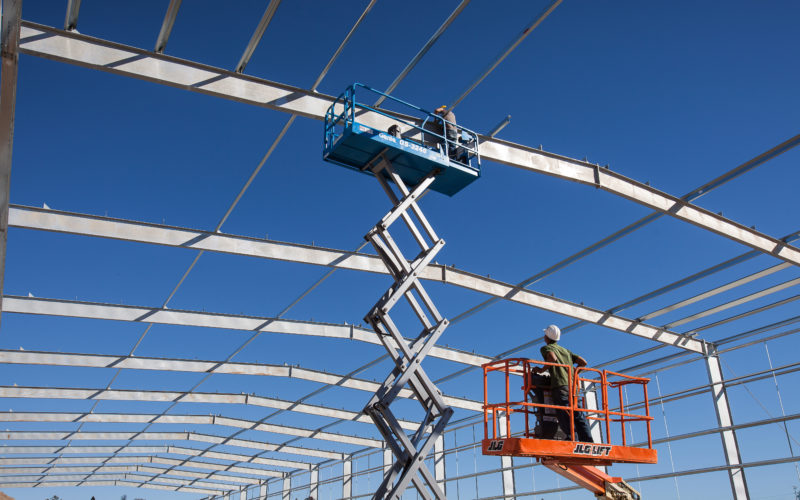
left=433, top=105, right=458, bottom=158
left=534, top=324, right=594, bottom=443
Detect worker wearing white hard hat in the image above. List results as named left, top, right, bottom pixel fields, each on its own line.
left=534, top=324, right=594, bottom=443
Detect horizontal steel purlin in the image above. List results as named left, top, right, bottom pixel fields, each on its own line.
left=16, top=22, right=800, bottom=269
left=0, top=349, right=482, bottom=412
left=0, top=443, right=308, bottom=472
left=0, top=383, right=421, bottom=431
left=0, top=429, right=344, bottom=461
left=1, top=453, right=284, bottom=483
left=0, top=473, right=229, bottom=494
left=0, top=412, right=380, bottom=450
left=0, top=464, right=262, bottom=486
left=8, top=205, right=705, bottom=352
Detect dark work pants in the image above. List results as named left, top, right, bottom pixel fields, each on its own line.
left=552, top=386, right=594, bottom=442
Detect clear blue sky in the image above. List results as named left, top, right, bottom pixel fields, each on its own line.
left=2, top=1, right=800, bottom=499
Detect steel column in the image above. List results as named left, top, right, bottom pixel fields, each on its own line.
left=706, top=347, right=749, bottom=499
left=497, top=411, right=516, bottom=499
left=581, top=380, right=603, bottom=443
left=309, top=465, right=318, bottom=500
left=282, top=475, right=290, bottom=500
left=434, top=435, right=446, bottom=496
left=342, top=456, right=352, bottom=499
left=0, top=0, right=20, bottom=329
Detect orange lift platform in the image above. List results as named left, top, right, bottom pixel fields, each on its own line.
left=482, top=358, right=657, bottom=499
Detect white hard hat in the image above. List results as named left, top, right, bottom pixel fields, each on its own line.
left=544, top=324, right=561, bottom=341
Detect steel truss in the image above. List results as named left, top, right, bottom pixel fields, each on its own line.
left=361, top=158, right=453, bottom=499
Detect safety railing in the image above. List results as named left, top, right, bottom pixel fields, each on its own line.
left=483, top=358, right=654, bottom=449
left=323, top=83, right=480, bottom=169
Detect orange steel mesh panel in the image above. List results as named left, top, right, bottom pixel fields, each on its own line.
left=482, top=358, right=657, bottom=465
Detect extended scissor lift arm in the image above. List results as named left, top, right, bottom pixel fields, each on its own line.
left=323, top=84, right=483, bottom=499
left=542, top=461, right=641, bottom=499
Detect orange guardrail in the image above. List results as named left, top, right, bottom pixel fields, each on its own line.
left=482, top=358, right=656, bottom=465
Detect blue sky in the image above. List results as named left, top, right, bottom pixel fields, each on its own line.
left=2, top=1, right=800, bottom=499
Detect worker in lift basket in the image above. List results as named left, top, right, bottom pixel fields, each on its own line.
left=433, top=105, right=458, bottom=158
left=533, top=324, right=594, bottom=443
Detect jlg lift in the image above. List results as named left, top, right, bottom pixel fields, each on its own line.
left=483, top=358, right=657, bottom=499
left=323, top=84, right=480, bottom=499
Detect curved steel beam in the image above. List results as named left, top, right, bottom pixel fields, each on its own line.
left=0, top=351, right=482, bottom=412
left=7, top=206, right=705, bottom=352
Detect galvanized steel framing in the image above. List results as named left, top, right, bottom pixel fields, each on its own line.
left=0, top=3, right=796, bottom=499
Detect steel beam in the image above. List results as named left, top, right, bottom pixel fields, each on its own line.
left=374, top=0, right=470, bottom=107
left=0, top=463, right=262, bottom=487
left=16, top=23, right=800, bottom=271
left=433, top=435, right=446, bottom=495
left=0, top=0, right=20, bottom=329
left=7, top=206, right=705, bottom=352
left=309, top=465, right=319, bottom=500
left=63, top=0, right=80, bottom=30
left=310, top=0, right=376, bottom=91
left=342, top=456, right=351, bottom=499
left=0, top=443, right=310, bottom=473
left=0, top=350, right=482, bottom=412
left=0, top=474, right=228, bottom=494
left=0, top=429, right=348, bottom=460
left=641, top=262, right=792, bottom=322
left=448, top=0, right=562, bottom=109
left=497, top=411, right=516, bottom=499
left=6, top=295, right=485, bottom=368
left=282, top=475, right=290, bottom=500
left=235, top=0, right=280, bottom=73
left=0, top=411, right=376, bottom=450
left=154, top=0, right=182, bottom=53
left=705, top=348, right=749, bottom=499
left=665, top=276, right=800, bottom=329
left=0, top=387, right=420, bottom=431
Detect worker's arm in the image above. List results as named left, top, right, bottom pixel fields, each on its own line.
left=574, top=355, right=587, bottom=368
left=533, top=351, right=559, bottom=374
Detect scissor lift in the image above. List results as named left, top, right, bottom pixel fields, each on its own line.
left=323, top=84, right=481, bottom=499
left=483, top=358, right=658, bottom=499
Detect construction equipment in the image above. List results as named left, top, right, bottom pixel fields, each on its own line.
left=323, top=84, right=481, bottom=499
left=324, top=83, right=480, bottom=196
left=483, top=358, right=657, bottom=498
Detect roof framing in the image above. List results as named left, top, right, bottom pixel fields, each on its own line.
left=8, top=205, right=707, bottom=352
left=16, top=21, right=800, bottom=269
left=0, top=349, right=483, bottom=412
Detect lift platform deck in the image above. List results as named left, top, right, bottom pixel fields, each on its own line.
left=323, top=83, right=480, bottom=196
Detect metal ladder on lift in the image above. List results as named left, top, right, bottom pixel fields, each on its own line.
left=362, top=153, right=453, bottom=500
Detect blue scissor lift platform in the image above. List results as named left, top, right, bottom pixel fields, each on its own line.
left=323, top=83, right=481, bottom=196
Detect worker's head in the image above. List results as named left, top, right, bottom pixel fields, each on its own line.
left=434, top=105, right=447, bottom=115
left=543, top=324, right=560, bottom=343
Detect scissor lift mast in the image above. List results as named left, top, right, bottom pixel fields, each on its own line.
left=362, top=159, right=452, bottom=499
left=323, top=84, right=481, bottom=499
